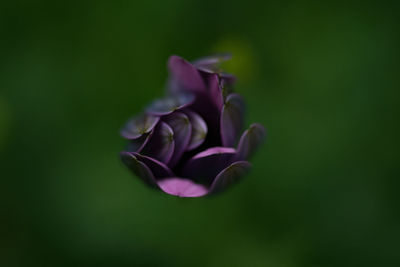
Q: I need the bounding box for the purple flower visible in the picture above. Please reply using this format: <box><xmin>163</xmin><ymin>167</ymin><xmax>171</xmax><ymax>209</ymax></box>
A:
<box><xmin>120</xmin><ymin>54</ymin><xmax>265</xmax><ymax>197</ymax></box>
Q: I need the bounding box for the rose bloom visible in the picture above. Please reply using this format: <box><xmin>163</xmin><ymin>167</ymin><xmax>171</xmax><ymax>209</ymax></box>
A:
<box><xmin>120</xmin><ymin>54</ymin><xmax>265</xmax><ymax>197</ymax></box>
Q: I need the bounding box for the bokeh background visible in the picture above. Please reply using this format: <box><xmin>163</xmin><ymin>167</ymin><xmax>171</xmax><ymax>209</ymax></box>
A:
<box><xmin>1</xmin><ymin>1</ymin><xmax>399</xmax><ymax>266</ymax></box>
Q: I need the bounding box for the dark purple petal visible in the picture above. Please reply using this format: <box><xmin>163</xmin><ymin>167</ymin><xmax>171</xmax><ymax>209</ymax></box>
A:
<box><xmin>235</xmin><ymin>123</ymin><xmax>266</xmax><ymax>161</ymax></box>
<box><xmin>167</xmin><ymin>55</ymin><xmax>206</xmax><ymax>94</ymax></box>
<box><xmin>193</xmin><ymin>53</ymin><xmax>232</xmax><ymax>73</ymax></box>
<box><xmin>120</xmin><ymin>152</ymin><xmax>158</xmax><ymax>188</ymax></box>
<box><xmin>184</xmin><ymin>110</ymin><xmax>208</xmax><ymax>151</ymax></box>
<box><xmin>209</xmin><ymin>161</ymin><xmax>251</xmax><ymax>194</ymax></box>
<box><xmin>220</xmin><ymin>73</ymin><xmax>236</xmax><ymax>88</ymax></box>
<box><xmin>220</xmin><ymin>93</ymin><xmax>245</xmax><ymax>147</ymax></box>
<box><xmin>146</xmin><ymin>93</ymin><xmax>194</xmax><ymax>116</ymax></box>
<box><xmin>141</xmin><ymin>121</ymin><xmax>175</xmax><ymax>164</ymax></box>
<box><xmin>158</xmin><ymin>177</ymin><xmax>208</xmax><ymax>198</ymax></box>
<box><xmin>202</xmin><ymin>72</ymin><xmax>224</xmax><ymax>111</ymax></box>
<box><xmin>121</xmin><ymin>114</ymin><xmax>160</xmax><ymax>140</ymax></box>
<box><xmin>188</xmin><ymin>93</ymin><xmax>221</xmax><ymax>146</ymax></box>
<box><xmin>125</xmin><ymin>132</ymin><xmax>152</xmax><ymax>153</ymax></box>
<box><xmin>182</xmin><ymin>147</ymin><xmax>236</xmax><ymax>185</ymax></box>
<box><xmin>131</xmin><ymin>152</ymin><xmax>174</xmax><ymax>179</ymax></box>
<box><xmin>163</xmin><ymin>112</ymin><xmax>192</xmax><ymax>167</ymax></box>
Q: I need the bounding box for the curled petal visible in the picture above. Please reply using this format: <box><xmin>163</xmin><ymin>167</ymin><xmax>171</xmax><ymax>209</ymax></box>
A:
<box><xmin>158</xmin><ymin>178</ymin><xmax>208</xmax><ymax>198</ymax></box>
<box><xmin>131</xmin><ymin>153</ymin><xmax>174</xmax><ymax>179</ymax></box>
<box><xmin>220</xmin><ymin>93</ymin><xmax>245</xmax><ymax>147</ymax></box>
<box><xmin>236</xmin><ymin>123</ymin><xmax>266</xmax><ymax>161</ymax></box>
<box><xmin>146</xmin><ymin>93</ymin><xmax>194</xmax><ymax>116</ymax></box>
<box><xmin>209</xmin><ymin>161</ymin><xmax>252</xmax><ymax>194</ymax></box>
<box><xmin>163</xmin><ymin>112</ymin><xmax>192</xmax><ymax>167</ymax></box>
<box><xmin>126</xmin><ymin>132</ymin><xmax>152</xmax><ymax>153</ymax></box>
<box><xmin>182</xmin><ymin>147</ymin><xmax>236</xmax><ymax>185</ymax></box>
<box><xmin>121</xmin><ymin>114</ymin><xmax>159</xmax><ymax>140</ymax></box>
<box><xmin>120</xmin><ymin>152</ymin><xmax>158</xmax><ymax>188</ymax></box>
<box><xmin>141</xmin><ymin>121</ymin><xmax>175</xmax><ymax>164</ymax></box>
<box><xmin>185</xmin><ymin>110</ymin><xmax>208</xmax><ymax>151</ymax></box>
<box><xmin>167</xmin><ymin>55</ymin><xmax>206</xmax><ymax>94</ymax></box>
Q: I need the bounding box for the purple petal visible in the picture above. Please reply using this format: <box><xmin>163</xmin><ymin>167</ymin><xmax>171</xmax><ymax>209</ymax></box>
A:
<box><xmin>236</xmin><ymin>123</ymin><xmax>266</xmax><ymax>161</ymax></box>
<box><xmin>125</xmin><ymin>132</ymin><xmax>152</xmax><ymax>153</ymax></box>
<box><xmin>167</xmin><ymin>55</ymin><xmax>206</xmax><ymax>94</ymax></box>
<box><xmin>182</xmin><ymin>147</ymin><xmax>236</xmax><ymax>185</ymax></box>
<box><xmin>209</xmin><ymin>161</ymin><xmax>251</xmax><ymax>194</ymax></box>
<box><xmin>220</xmin><ymin>73</ymin><xmax>236</xmax><ymax>89</ymax></box>
<box><xmin>184</xmin><ymin>110</ymin><xmax>208</xmax><ymax>151</ymax></box>
<box><xmin>188</xmin><ymin>93</ymin><xmax>221</xmax><ymax>146</ymax></box>
<box><xmin>131</xmin><ymin>153</ymin><xmax>174</xmax><ymax>179</ymax></box>
<box><xmin>120</xmin><ymin>152</ymin><xmax>158</xmax><ymax>188</ymax></box>
<box><xmin>203</xmin><ymin>72</ymin><xmax>224</xmax><ymax>111</ymax></box>
<box><xmin>220</xmin><ymin>93</ymin><xmax>245</xmax><ymax>147</ymax></box>
<box><xmin>163</xmin><ymin>112</ymin><xmax>192</xmax><ymax>167</ymax></box>
<box><xmin>158</xmin><ymin>178</ymin><xmax>208</xmax><ymax>197</ymax></box>
<box><xmin>141</xmin><ymin>121</ymin><xmax>175</xmax><ymax>164</ymax></box>
<box><xmin>192</xmin><ymin>53</ymin><xmax>232</xmax><ymax>73</ymax></box>
<box><xmin>121</xmin><ymin>114</ymin><xmax>160</xmax><ymax>140</ymax></box>
<box><xmin>146</xmin><ymin>93</ymin><xmax>194</xmax><ymax>116</ymax></box>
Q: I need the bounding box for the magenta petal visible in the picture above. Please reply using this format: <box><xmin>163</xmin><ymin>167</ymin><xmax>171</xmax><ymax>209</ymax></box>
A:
<box><xmin>131</xmin><ymin>153</ymin><xmax>174</xmax><ymax>179</ymax></box>
<box><xmin>163</xmin><ymin>112</ymin><xmax>192</xmax><ymax>167</ymax></box>
<box><xmin>141</xmin><ymin>121</ymin><xmax>175</xmax><ymax>164</ymax></box>
<box><xmin>120</xmin><ymin>152</ymin><xmax>158</xmax><ymax>188</ymax></box>
<box><xmin>146</xmin><ymin>93</ymin><xmax>194</xmax><ymax>116</ymax></box>
<box><xmin>185</xmin><ymin>110</ymin><xmax>208</xmax><ymax>151</ymax></box>
<box><xmin>182</xmin><ymin>147</ymin><xmax>236</xmax><ymax>185</ymax></box>
<box><xmin>209</xmin><ymin>161</ymin><xmax>251</xmax><ymax>195</ymax></box>
<box><xmin>220</xmin><ymin>93</ymin><xmax>245</xmax><ymax>147</ymax></box>
<box><xmin>236</xmin><ymin>123</ymin><xmax>266</xmax><ymax>160</ymax></box>
<box><xmin>158</xmin><ymin>178</ymin><xmax>208</xmax><ymax>197</ymax></box>
<box><xmin>167</xmin><ymin>55</ymin><xmax>206</xmax><ymax>94</ymax></box>
<box><xmin>121</xmin><ymin>114</ymin><xmax>160</xmax><ymax>140</ymax></box>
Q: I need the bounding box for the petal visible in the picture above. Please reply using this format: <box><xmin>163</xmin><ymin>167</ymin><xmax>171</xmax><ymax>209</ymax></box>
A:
<box><xmin>158</xmin><ymin>177</ymin><xmax>208</xmax><ymax>198</ymax></box>
<box><xmin>220</xmin><ymin>73</ymin><xmax>236</xmax><ymax>89</ymax></box>
<box><xmin>163</xmin><ymin>112</ymin><xmax>192</xmax><ymax>167</ymax></box>
<box><xmin>203</xmin><ymin>72</ymin><xmax>224</xmax><ymax>111</ymax></box>
<box><xmin>120</xmin><ymin>152</ymin><xmax>158</xmax><ymax>188</ymax></box>
<box><xmin>141</xmin><ymin>121</ymin><xmax>175</xmax><ymax>164</ymax></box>
<box><xmin>185</xmin><ymin>110</ymin><xmax>208</xmax><ymax>151</ymax></box>
<box><xmin>167</xmin><ymin>55</ymin><xmax>206</xmax><ymax>94</ymax></box>
<box><xmin>188</xmin><ymin>93</ymin><xmax>221</xmax><ymax>146</ymax></box>
<box><xmin>236</xmin><ymin>123</ymin><xmax>266</xmax><ymax>160</ymax></box>
<box><xmin>125</xmin><ymin>132</ymin><xmax>152</xmax><ymax>153</ymax></box>
<box><xmin>220</xmin><ymin>93</ymin><xmax>245</xmax><ymax>147</ymax></box>
<box><xmin>193</xmin><ymin>53</ymin><xmax>232</xmax><ymax>73</ymax></box>
<box><xmin>146</xmin><ymin>93</ymin><xmax>194</xmax><ymax>116</ymax></box>
<box><xmin>209</xmin><ymin>161</ymin><xmax>252</xmax><ymax>194</ymax></box>
<box><xmin>131</xmin><ymin>152</ymin><xmax>174</xmax><ymax>179</ymax></box>
<box><xmin>121</xmin><ymin>114</ymin><xmax>160</xmax><ymax>140</ymax></box>
<box><xmin>182</xmin><ymin>147</ymin><xmax>236</xmax><ymax>185</ymax></box>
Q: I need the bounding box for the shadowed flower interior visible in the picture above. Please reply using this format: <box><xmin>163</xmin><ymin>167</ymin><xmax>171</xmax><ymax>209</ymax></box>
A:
<box><xmin>120</xmin><ymin>54</ymin><xmax>265</xmax><ymax>197</ymax></box>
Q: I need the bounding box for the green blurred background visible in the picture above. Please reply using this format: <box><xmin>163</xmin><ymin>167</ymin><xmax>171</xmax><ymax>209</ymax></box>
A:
<box><xmin>1</xmin><ymin>1</ymin><xmax>399</xmax><ymax>266</ymax></box>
